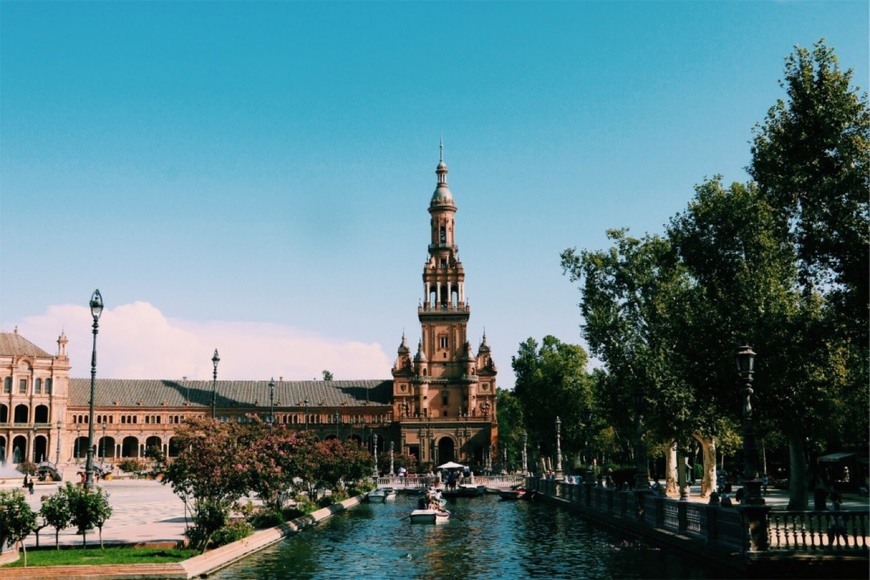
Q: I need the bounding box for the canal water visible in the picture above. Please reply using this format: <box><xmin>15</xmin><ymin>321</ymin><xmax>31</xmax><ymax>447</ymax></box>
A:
<box><xmin>213</xmin><ymin>494</ymin><xmax>727</xmax><ymax>579</ymax></box>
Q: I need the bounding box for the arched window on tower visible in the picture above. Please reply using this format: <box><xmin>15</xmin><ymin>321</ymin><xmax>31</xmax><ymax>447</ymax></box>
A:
<box><xmin>439</xmin><ymin>226</ymin><xmax>446</xmax><ymax>244</ymax></box>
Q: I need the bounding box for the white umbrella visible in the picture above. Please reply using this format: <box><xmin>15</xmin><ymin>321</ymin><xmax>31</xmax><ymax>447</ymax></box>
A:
<box><xmin>437</xmin><ymin>461</ymin><xmax>466</xmax><ymax>470</ymax></box>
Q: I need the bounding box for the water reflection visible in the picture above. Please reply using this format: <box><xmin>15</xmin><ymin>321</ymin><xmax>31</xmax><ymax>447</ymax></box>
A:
<box><xmin>213</xmin><ymin>494</ymin><xmax>725</xmax><ymax>579</ymax></box>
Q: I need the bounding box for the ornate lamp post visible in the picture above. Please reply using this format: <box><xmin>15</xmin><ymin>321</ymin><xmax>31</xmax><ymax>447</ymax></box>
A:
<box><xmin>737</xmin><ymin>346</ymin><xmax>764</xmax><ymax>505</ymax></box>
<box><xmin>522</xmin><ymin>431</ymin><xmax>528</xmax><ymax>476</ymax></box>
<box><xmin>372</xmin><ymin>433</ymin><xmax>379</xmax><ymax>478</ymax></box>
<box><xmin>633</xmin><ymin>387</ymin><xmax>648</xmax><ymax>492</ymax></box>
<box><xmin>334</xmin><ymin>412</ymin><xmax>340</xmax><ymax>438</ymax></box>
<box><xmin>75</xmin><ymin>424</ymin><xmax>81</xmax><ymax>460</ymax></box>
<box><xmin>304</xmin><ymin>400</ymin><xmax>309</xmax><ymax>431</ymax></box>
<box><xmin>211</xmin><ymin>349</ymin><xmax>220</xmax><ymax>419</ymax></box>
<box><xmin>554</xmin><ymin>416</ymin><xmax>564</xmax><ymax>481</ymax></box>
<box><xmin>389</xmin><ymin>441</ymin><xmax>395</xmax><ymax>476</ymax></box>
<box><xmin>268</xmin><ymin>378</ymin><xmax>275</xmax><ymax>428</ymax></box>
<box><xmin>85</xmin><ymin>289</ymin><xmax>103</xmax><ymax>490</ymax></box>
<box><xmin>55</xmin><ymin>420</ymin><xmax>62</xmax><ymax>465</ymax></box>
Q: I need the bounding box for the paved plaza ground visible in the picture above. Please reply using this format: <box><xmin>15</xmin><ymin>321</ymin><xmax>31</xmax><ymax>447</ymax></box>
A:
<box><xmin>1</xmin><ymin>474</ymin><xmax>867</xmax><ymax>551</ymax></box>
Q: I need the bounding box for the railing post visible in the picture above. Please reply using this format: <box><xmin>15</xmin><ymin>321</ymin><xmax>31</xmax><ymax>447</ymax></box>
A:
<box><xmin>705</xmin><ymin>503</ymin><xmax>719</xmax><ymax>544</ymax></box>
<box><xmin>654</xmin><ymin>496</ymin><xmax>665</xmax><ymax>528</ymax></box>
<box><xmin>678</xmin><ymin>500</ymin><xmax>688</xmax><ymax>533</ymax></box>
<box><xmin>739</xmin><ymin>505</ymin><xmax>772</xmax><ymax>552</ymax></box>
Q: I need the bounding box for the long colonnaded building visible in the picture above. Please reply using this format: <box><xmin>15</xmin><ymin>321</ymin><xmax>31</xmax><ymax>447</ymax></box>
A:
<box><xmin>0</xmin><ymin>154</ymin><xmax>499</xmax><ymax>472</ymax></box>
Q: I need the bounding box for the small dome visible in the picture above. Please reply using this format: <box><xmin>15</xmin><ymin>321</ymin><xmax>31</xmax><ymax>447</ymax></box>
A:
<box><xmin>478</xmin><ymin>332</ymin><xmax>490</xmax><ymax>353</ymax></box>
<box><xmin>397</xmin><ymin>333</ymin><xmax>410</xmax><ymax>354</ymax></box>
<box><xmin>414</xmin><ymin>341</ymin><xmax>428</xmax><ymax>362</ymax></box>
<box><xmin>431</xmin><ymin>184</ymin><xmax>454</xmax><ymax>206</ymax></box>
<box><xmin>430</xmin><ymin>155</ymin><xmax>455</xmax><ymax>208</ymax></box>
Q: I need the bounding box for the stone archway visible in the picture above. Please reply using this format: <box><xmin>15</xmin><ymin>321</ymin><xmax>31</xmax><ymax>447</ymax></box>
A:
<box><xmin>437</xmin><ymin>437</ymin><xmax>455</xmax><ymax>464</ymax></box>
<box><xmin>33</xmin><ymin>435</ymin><xmax>48</xmax><ymax>463</ymax></box>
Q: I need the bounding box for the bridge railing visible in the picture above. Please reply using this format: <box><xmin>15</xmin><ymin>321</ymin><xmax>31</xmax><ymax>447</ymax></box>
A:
<box><xmin>375</xmin><ymin>474</ymin><xmax>525</xmax><ymax>490</ymax></box>
<box><xmin>527</xmin><ymin>476</ymin><xmax>869</xmax><ymax>557</ymax></box>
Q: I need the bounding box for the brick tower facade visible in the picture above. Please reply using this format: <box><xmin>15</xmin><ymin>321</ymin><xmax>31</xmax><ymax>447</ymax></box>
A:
<box><xmin>392</xmin><ymin>148</ymin><xmax>498</xmax><ymax>469</ymax></box>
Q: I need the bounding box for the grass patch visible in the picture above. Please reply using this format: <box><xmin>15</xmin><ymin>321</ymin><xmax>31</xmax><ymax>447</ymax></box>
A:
<box><xmin>3</xmin><ymin>546</ymin><xmax>196</xmax><ymax>567</ymax></box>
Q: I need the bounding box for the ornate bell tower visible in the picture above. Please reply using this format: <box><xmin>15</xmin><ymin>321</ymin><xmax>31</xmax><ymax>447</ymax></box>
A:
<box><xmin>392</xmin><ymin>146</ymin><xmax>498</xmax><ymax>470</ymax></box>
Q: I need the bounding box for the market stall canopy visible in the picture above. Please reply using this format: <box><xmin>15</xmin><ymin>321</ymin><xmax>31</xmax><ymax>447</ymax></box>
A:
<box><xmin>437</xmin><ymin>461</ymin><xmax>466</xmax><ymax>470</ymax></box>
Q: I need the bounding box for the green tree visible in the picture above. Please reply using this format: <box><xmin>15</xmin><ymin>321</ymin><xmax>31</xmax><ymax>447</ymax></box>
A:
<box><xmin>0</xmin><ymin>489</ymin><xmax>37</xmax><ymax>566</ymax></box>
<box><xmin>40</xmin><ymin>486</ymin><xmax>72</xmax><ymax>549</ymax></box>
<box><xmin>511</xmin><ymin>336</ymin><xmax>593</xmax><ymax>468</ymax></box>
<box><xmin>242</xmin><ymin>425</ymin><xmax>317</xmax><ymax>514</ymax></box>
<box><xmin>322</xmin><ymin>370</ymin><xmax>334</xmax><ymax>381</ymax></box>
<box><xmin>65</xmin><ymin>484</ymin><xmax>112</xmax><ymax>548</ymax></box>
<box><xmin>750</xmin><ymin>39</ymin><xmax>870</xmax><ymax>341</ymax></box>
<box><xmin>562</xmin><ymin>231</ymin><xmax>695</xmax><ymax>448</ymax></box>
<box><xmin>162</xmin><ymin>417</ymin><xmax>250</xmax><ymax>552</ymax></box>
<box><xmin>313</xmin><ymin>437</ymin><xmax>372</xmax><ymax>490</ymax></box>
<box><xmin>496</xmin><ymin>388</ymin><xmax>525</xmax><ymax>472</ymax></box>
<box><xmin>668</xmin><ymin>177</ymin><xmax>857</xmax><ymax>508</ymax></box>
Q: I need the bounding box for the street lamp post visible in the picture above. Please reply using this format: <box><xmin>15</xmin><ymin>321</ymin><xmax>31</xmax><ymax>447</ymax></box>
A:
<box><xmin>55</xmin><ymin>420</ymin><xmax>61</xmax><ymax>465</ymax></box>
<box><xmin>75</xmin><ymin>425</ymin><xmax>81</xmax><ymax>460</ymax></box>
<box><xmin>211</xmin><ymin>349</ymin><xmax>220</xmax><ymax>419</ymax></box>
<box><xmin>633</xmin><ymin>386</ymin><xmax>650</xmax><ymax>519</ymax></box>
<box><xmin>554</xmin><ymin>416</ymin><xmax>564</xmax><ymax>481</ymax></box>
<box><xmin>304</xmin><ymin>400</ymin><xmax>309</xmax><ymax>431</ymax></box>
<box><xmin>389</xmin><ymin>441</ymin><xmax>395</xmax><ymax>476</ymax></box>
<box><xmin>737</xmin><ymin>346</ymin><xmax>764</xmax><ymax>506</ymax></box>
<box><xmin>268</xmin><ymin>378</ymin><xmax>275</xmax><ymax>428</ymax></box>
<box><xmin>736</xmin><ymin>345</ymin><xmax>770</xmax><ymax>551</ymax></box>
<box><xmin>372</xmin><ymin>433</ymin><xmax>379</xmax><ymax>478</ymax></box>
<box><xmin>85</xmin><ymin>289</ymin><xmax>104</xmax><ymax>490</ymax></box>
<box><xmin>522</xmin><ymin>431</ymin><xmax>528</xmax><ymax>476</ymax></box>
<box><xmin>334</xmin><ymin>412</ymin><xmax>340</xmax><ymax>438</ymax></box>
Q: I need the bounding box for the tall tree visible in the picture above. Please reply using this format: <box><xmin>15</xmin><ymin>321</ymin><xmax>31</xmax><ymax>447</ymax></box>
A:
<box><xmin>511</xmin><ymin>336</ymin><xmax>593</xmax><ymax>468</ymax></box>
<box><xmin>562</xmin><ymin>231</ymin><xmax>696</xmax><ymax>447</ymax></box>
<box><xmin>749</xmin><ymin>40</ymin><xmax>870</xmax><ymax>343</ymax></box>
<box><xmin>748</xmin><ymin>40</ymin><xmax>869</xmax><ymax>505</ymax></box>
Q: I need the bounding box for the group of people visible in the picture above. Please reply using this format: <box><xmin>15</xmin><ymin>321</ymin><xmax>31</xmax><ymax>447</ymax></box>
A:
<box><xmin>22</xmin><ymin>473</ymin><xmax>35</xmax><ymax>494</ymax></box>
<box><xmin>418</xmin><ymin>486</ymin><xmax>448</xmax><ymax>513</ymax></box>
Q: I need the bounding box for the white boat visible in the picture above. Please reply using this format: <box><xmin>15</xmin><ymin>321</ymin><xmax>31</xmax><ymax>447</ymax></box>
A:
<box><xmin>369</xmin><ymin>488</ymin><xmax>397</xmax><ymax>503</ymax></box>
<box><xmin>409</xmin><ymin>508</ymin><xmax>450</xmax><ymax>524</ymax></box>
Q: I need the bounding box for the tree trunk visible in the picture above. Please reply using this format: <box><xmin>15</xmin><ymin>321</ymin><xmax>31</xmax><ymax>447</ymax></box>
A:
<box><xmin>698</xmin><ymin>436</ymin><xmax>716</xmax><ymax>498</ymax></box>
<box><xmin>787</xmin><ymin>434</ymin><xmax>809</xmax><ymax>510</ymax></box>
<box><xmin>665</xmin><ymin>443</ymin><xmax>678</xmax><ymax>496</ymax></box>
<box><xmin>55</xmin><ymin>529</ymin><xmax>60</xmax><ymax>549</ymax></box>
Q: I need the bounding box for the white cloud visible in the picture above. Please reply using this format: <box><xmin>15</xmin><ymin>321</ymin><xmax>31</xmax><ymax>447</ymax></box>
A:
<box><xmin>7</xmin><ymin>302</ymin><xmax>392</xmax><ymax>381</ymax></box>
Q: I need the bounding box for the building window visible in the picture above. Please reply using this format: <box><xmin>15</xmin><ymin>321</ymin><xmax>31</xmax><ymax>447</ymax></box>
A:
<box><xmin>440</xmin><ymin>226</ymin><xmax>446</xmax><ymax>243</ymax></box>
<box><xmin>442</xmin><ymin>393</ymin><xmax>448</xmax><ymax>406</ymax></box>
<box><xmin>46</xmin><ymin>378</ymin><xmax>52</xmax><ymax>394</ymax></box>
<box><xmin>34</xmin><ymin>378</ymin><xmax>42</xmax><ymax>394</ymax></box>
<box><xmin>3</xmin><ymin>377</ymin><xmax>10</xmax><ymax>393</ymax></box>
<box><xmin>439</xmin><ymin>335</ymin><xmax>448</xmax><ymax>349</ymax></box>
<box><xmin>19</xmin><ymin>379</ymin><xmax>27</xmax><ymax>394</ymax></box>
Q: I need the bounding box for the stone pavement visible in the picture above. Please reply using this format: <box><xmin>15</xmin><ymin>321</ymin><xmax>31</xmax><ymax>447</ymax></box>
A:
<box><xmin>1</xmin><ymin>476</ymin><xmax>189</xmax><ymax>549</ymax></box>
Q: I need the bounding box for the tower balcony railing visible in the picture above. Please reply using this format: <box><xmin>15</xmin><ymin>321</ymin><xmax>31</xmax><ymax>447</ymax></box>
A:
<box><xmin>419</xmin><ymin>303</ymin><xmax>470</xmax><ymax>314</ymax></box>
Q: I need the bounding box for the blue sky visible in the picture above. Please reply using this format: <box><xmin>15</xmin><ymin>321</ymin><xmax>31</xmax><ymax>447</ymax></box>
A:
<box><xmin>2</xmin><ymin>2</ymin><xmax>867</xmax><ymax>386</ymax></box>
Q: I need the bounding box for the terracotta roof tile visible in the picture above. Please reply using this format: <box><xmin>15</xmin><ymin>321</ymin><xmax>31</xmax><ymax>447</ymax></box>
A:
<box><xmin>0</xmin><ymin>332</ymin><xmax>52</xmax><ymax>357</ymax></box>
<box><xmin>68</xmin><ymin>378</ymin><xmax>393</xmax><ymax>409</ymax></box>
